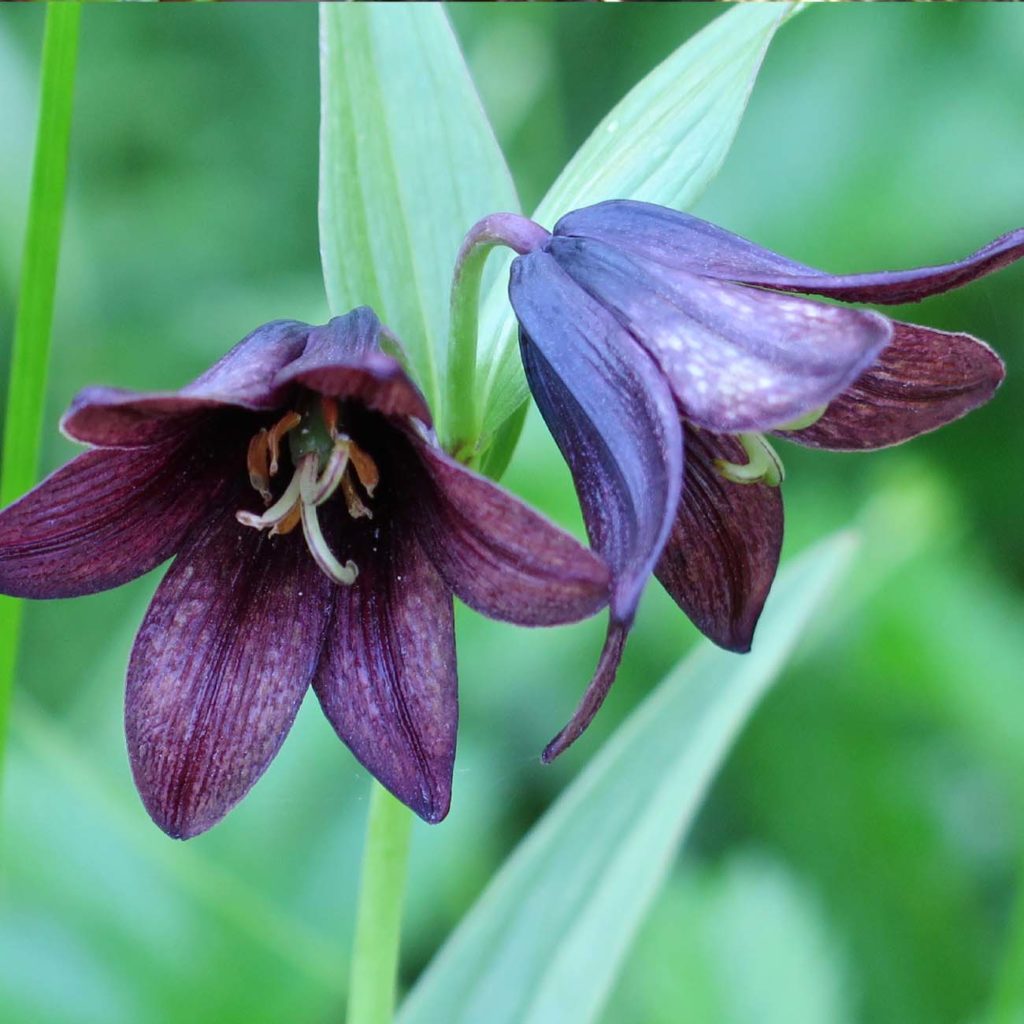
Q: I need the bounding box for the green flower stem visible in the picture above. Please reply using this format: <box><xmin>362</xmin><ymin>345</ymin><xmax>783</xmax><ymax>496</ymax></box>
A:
<box><xmin>347</xmin><ymin>781</ymin><xmax>414</xmax><ymax>1024</ymax></box>
<box><xmin>0</xmin><ymin>4</ymin><xmax>82</xmax><ymax>777</ymax></box>
<box><xmin>444</xmin><ymin>213</ymin><xmax>549</xmax><ymax>462</ymax></box>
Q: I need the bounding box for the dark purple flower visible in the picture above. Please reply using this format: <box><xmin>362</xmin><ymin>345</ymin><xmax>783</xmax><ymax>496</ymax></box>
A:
<box><xmin>0</xmin><ymin>308</ymin><xmax>608</xmax><ymax>837</ymax></box>
<box><xmin>503</xmin><ymin>199</ymin><xmax>1017</xmax><ymax>760</ymax></box>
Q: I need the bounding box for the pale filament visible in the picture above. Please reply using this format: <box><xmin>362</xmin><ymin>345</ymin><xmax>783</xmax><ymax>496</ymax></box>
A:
<box><xmin>237</xmin><ymin>405</ymin><xmax>381</xmax><ymax>586</ymax></box>
<box><xmin>714</xmin><ymin>433</ymin><xmax>784</xmax><ymax>487</ymax></box>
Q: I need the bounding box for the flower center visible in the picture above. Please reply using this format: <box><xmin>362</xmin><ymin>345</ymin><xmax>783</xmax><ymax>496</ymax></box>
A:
<box><xmin>235</xmin><ymin>396</ymin><xmax>380</xmax><ymax>585</ymax></box>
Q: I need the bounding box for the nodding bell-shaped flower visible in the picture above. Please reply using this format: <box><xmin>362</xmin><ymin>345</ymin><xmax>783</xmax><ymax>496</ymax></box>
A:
<box><xmin>0</xmin><ymin>309</ymin><xmax>609</xmax><ymax>837</ymax></box>
<box><xmin>482</xmin><ymin>199</ymin><xmax>1019</xmax><ymax>761</ymax></box>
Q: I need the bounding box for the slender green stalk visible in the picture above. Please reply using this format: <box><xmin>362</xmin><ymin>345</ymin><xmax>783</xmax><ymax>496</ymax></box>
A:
<box><xmin>347</xmin><ymin>782</ymin><xmax>414</xmax><ymax>1024</ymax></box>
<box><xmin>444</xmin><ymin>235</ymin><xmax>493</xmax><ymax>460</ymax></box>
<box><xmin>443</xmin><ymin>212</ymin><xmax>548</xmax><ymax>462</ymax></box>
<box><xmin>0</xmin><ymin>4</ymin><xmax>82</xmax><ymax>772</ymax></box>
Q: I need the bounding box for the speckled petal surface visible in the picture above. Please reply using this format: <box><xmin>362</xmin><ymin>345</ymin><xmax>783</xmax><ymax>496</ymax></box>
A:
<box><xmin>548</xmin><ymin>235</ymin><xmax>892</xmax><ymax>434</ymax></box>
<box><xmin>126</xmin><ymin>503</ymin><xmax>333</xmax><ymax>839</ymax></box>
<box><xmin>776</xmin><ymin>322</ymin><xmax>1006</xmax><ymax>451</ymax></box>
<box><xmin>554</xmin><ymin>199</ymin><xmax>1024</xmax><ymax>305</ymax></box>
<box><xmin>655</xmin><ymin>427</ymin><xmax>783</xmax><ymax>653</ymax></box>
<box><xmin>312</xmin><ymin>516</ymin><xmax>457</xmax><ymax>824</ymax></box>
<box><xmin>0</xmin><ymin>429</ymin><xmax>230</xmax><ymax>599</ymax></box>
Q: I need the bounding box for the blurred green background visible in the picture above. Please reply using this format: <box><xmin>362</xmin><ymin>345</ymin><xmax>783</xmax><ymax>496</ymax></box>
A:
<box><xmin>1</xmin><ymin>5</ymin><xmax>1023</xmax><ymax>1024</ymax></box>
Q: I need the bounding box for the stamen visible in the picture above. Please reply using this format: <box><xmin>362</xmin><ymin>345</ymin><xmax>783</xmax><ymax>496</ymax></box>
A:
<box><xmin>236</xmin><ymin>469</ymin><xmax>303</xmax><ymax>531</ymax></box>
<box><xmin>272</xmin><ymin>503</ymin><xmax>302</xmax><ymax>537</ymax></box>
<box><xmin>341</xmin><ymin>475</ymin><xmax>374</xmax><ymax>520</ymax></box>
<box><xmin>776</xmin><ymin>405</ymin><xmax>828</xmax><ymax>432</ymax></box>
<box><xmin>715</xmin><ymin>433</ymin><xmax>785</xmax><ymax>487</ymax></box>
<box><xmin>347</xmin><ymin>441</ymin><xmax>380</xmax><ymax>498</ymax></box>
<box><xmin>320</xmin><ymin>396</ymin><xmax>340</xmax><ymax>439</ymax></box>
<box><xmin>301</xmin><ymin>498</ymin><xmax>358</xmax><ymax>585</ymax></box>
<box><xmin>267</xmin><ymin>411</ymin><xmax>302</xmax><ymax>476</ymax></box>
<box><xmin>246</xmin><ymin>429</ymin><xmax>273</xmax><ymax>505</ymax></box>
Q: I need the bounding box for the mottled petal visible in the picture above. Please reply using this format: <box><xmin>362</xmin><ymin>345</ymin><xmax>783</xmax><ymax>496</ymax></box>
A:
<box><xmin>541</xmin><ymin>623</ymin><xmax>628</xmax><ymax>763</ymax></box>
<box><xmin>777</xmin><ymin>322</ymin><xmax>1005</xmax><ymax>451</ymax></box>
<box><xmin>554</xmin><ymin>199</ymin><xmax>813</xmax><ymax>279</ymax></box>
<box><xmin>312</xmin><ymin>518</ymin><xmax>456</xmax><ymax>823</ymax></box>
<box><xmin>655</xmin><ymin>427</ymin><xmax>783</xmax><ymax>652</ymax></box>
<box><xmin>548</xmin><ymin>235</ymin><xmax>892</xmax><ymax>433</ymax></box>
<box><xmin>0</xmin><ymin>431</ymin><xmax>230</xmax><ymax>599</ymax></box>
<box><xmin>555</xmin><ymin>199</ymin><xmax>1024</xmax><ymax>305</ymax></box>
<box><xmin>62</xmin><ymin>320</ymin><xmax>311</xmax><ymax>447</ymax></box>
<box><xmin>126</xmin><ymin>506</ymin><xmax>333</xmax><ymax>839</ymax></box>
<box><xmin>274</xmin><ymin>309</ymin><xmax>432</xmax><ymax>424</ymax></box>
<box><xmin>509</xmin><ymin>251</ymin><xmax>683</xmax><ymax>625</ymax></box>
<box><xmin>400</xmin><ymin>428</ymin><xmax>609</xmax><ymax>626</ymax></box>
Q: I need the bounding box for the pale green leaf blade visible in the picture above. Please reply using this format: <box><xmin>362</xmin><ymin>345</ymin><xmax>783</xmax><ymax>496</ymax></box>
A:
<box><xmin>477</xmin><ymin>3</ymin><xmax>798</xmax><ymax>441</ymax></box>
<box><xmin>319</xmin><ymin>5</ymin><xmax>518</xmax><ymax>418</ymax></box>
<box><xmin>399</xmin><ymin>532</ymin><xmax>856</xmax><ymax>1024</ymax></box>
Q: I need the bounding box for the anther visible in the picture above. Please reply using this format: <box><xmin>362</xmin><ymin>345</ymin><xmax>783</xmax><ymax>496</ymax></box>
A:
<box><xmin>347</xmin><ymin>442</ymin><xmax>380</xmax><ymax>498</ymax></box>
<box><xmin>267</xmin><ymin>411</ymin><xmax>302</xmax><ymax>476</ymax></box>
<box><xmin>247</xmin><ymin>429</ymin><xmax>273</xmax><ymax>505</ymax></box>
<box><xmin>341</xmin><ymin>475</ymin><xmax>373</xmax><ymax>520</ymax></box>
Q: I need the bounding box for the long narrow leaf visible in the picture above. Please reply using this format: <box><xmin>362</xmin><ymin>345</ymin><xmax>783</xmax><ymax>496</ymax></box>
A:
<box><xmin>476</xmin><ymin>3</ymin><xmax>799</xmax><ymax>442</ymax></box>
<box><xmin>319</xmin><ymin>4</ymin><xmax>518</xmax><ymax>423</ymax></box>
<box><xmin>399</xmin><ymin>532</ymin><xmax>855</xmax><ymax>1024</ymax></box>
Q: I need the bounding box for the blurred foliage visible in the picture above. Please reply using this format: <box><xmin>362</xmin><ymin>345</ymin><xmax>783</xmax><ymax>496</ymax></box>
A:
<box><xmin>1</xmin><ymin>5</ymin><xmax>1022</xmax><ymax>1024</ymax></box>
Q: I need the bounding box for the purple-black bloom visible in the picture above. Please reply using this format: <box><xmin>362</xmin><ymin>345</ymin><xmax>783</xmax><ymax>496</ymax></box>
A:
<box><xmin>0</xmin><ymin>309</ymin><xmax>608</xmax><ymax>837</ymax></box>
<box><xmin>502</xmin><ymin>199</ymin><xmax>1018</xmax><ymax>759</ymax></box>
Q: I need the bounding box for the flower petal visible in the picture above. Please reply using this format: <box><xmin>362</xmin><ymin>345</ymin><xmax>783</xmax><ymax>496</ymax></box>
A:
<box><xmin>509</xmin><ymin>251</ymin><xmax>683</xmax><ymax>626</ymax></box>
<box><xmin>126</xmin><ymin>506</ymin><xmax>333</xmax><ymax>839</ymax></box>
<box><xmin>655</xmin><ymin>427</ymin><xmax>783</xmax><ymax>653</ymax></box>
<box><xmin>62</xmin><ymin>320</ymin><xmax>311</xmax><ymax>447</ymax></box>
<box><xmin>555</xmin><ymin>199</ymin><xmax>814</xmax><ymax>279</ymax></box>
<box><xmin>312</xmin><ymin>517</ymin><xmax>457</xmax><ymax>824</ymax></box>
<box><xmin>0</xmin><ymin>431</ymin><xmax>231</xmax><ymax>599</ymax></box>
<box><xmin>548</xmin><ymin>235</ymin><xmax>892</xmax><ymax>433</ymax></box>
<box><xmin>274</xmin><ymin>309</ymin><xmax>432</xmax><ymax>424</ymax></box>
<box><xmin>399</xmin><ymin>428</ymin><xmax>609</xmax><ymax>627</ymax></box>
<box><xmin>555</xmin><ymin>199</ymin><xmax>1024</xmax><ymax>305</ymax></box>
<box><xmin>777</xmin><ymin>322</ymin><xmax>1005</xmax><ymax>451</ymax></box>
<box><xmin>541</xmin><ymin>623</ymin><xmax>628</xmax><ymax>763</ymax></box>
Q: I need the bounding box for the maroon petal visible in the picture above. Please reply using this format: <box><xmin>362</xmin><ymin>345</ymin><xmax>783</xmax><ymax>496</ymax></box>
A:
<box><xmin>555</xmin><ymin>200</ymin><xmax>1024</xmax><ymax>305</ymax></box>
<box><xmin>126</xmin><ymin>507</ymin><xmax>333</xmax><ymax>839</ymax></box>
<box><xmin>509</xmin><ymin>251</ymin><xmax>683</xmax><ymax>626</ymax></box>
<box><xmin>312</xmin><ymin>517</ymin><xmax>457</xmax><ymax>823</ymax></box>
<box><xmin>400</xmin><ymin>428</ymin><xmax>609</xmax><ymax>626</ymax></box>
<box><xmin>0</xmin><ymin>432</ymin><xmax>230</xmax><ymax>599</ymax></box>
<box><xmin>274</xmin><ymin>309</ymin><xmax>432</xmax><ymax>424</ymax></box>
<box><xmin>541</xmin><ymin>623</ymin><xmax>627</xmax><ymax>763</ymax></box>
<box><xmin>655</xmin><ymin>427</ymin><xmax>783</xmax><ymax>653</ymax></box>
<box><xmin>509</xmin><ymin>251</ymin><xmax>683</xmax><ymax>759</ymax></box>
<box><xmin>777</xmin><ymin>322</ymin><xmax>1006</xmax><ymax>451</ymax></box>
<box><xmin>548</xmin><ymin>235</ymin><xmax>892</xmax><ymax>435</ymax></box>
<box><xmin>62</xmin><ymin>320</ymin><xmax>311</xmax><ymax>447</ymax></box>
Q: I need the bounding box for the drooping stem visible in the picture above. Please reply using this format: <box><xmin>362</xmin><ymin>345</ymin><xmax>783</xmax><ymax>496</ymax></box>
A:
<box><xmin>0</xmin><ymin>4</ymin><xmax>82</xmax><ymax>775</ymax></box>
<box><xmin>346</xmin><ymin>781</ymin><xmax>414</xmax><ymax>1024</ymax></box>
<box><xmin>444</xmin><ymin>213</ymin><xmax>549</xmax><ymax>461</ymax></box>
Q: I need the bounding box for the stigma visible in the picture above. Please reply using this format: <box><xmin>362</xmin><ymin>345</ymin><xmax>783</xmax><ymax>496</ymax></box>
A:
<box><xmin>236</xmin><ymin>397</ymin><xmax>380</xmax><ymax>585</ymax></box>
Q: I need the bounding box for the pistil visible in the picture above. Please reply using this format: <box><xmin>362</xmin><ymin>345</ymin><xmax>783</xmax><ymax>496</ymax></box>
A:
<box><xmin>714</xmin><ymin>433</ymin><xmax>784</xmax><ymax>487</ymax></box>
<box><xmin>236</xmin><ymin>398</ymin><xmax>381</xmax><ymax>586</ymax></box>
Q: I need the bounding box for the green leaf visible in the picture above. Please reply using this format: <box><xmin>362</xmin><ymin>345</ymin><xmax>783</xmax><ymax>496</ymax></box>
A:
<box><xmin>475</xmin><ymin>2</ymin><xmax>799</xmax><ymax>441</ymax></box>
<box><xmin>318</xmin><ymin>4</ymin><xmax>518</xmax><ymax>424</ymax></box>
<box><xmin>398</xmin><ymin>531</ymin><xmax>856</xmax><ymax>1024</ymax></box>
